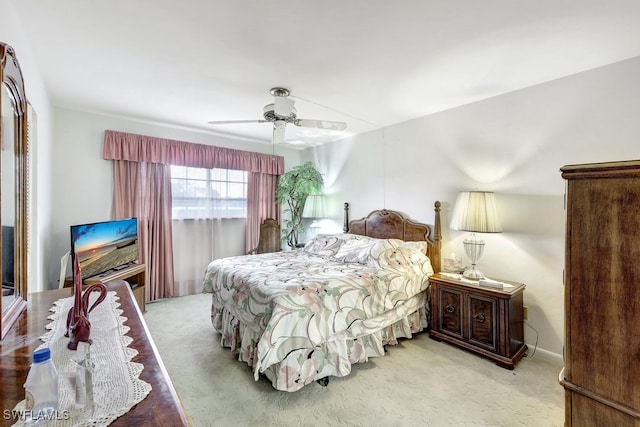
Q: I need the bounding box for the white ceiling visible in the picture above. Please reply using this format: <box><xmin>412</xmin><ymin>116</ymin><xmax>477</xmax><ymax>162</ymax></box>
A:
<box><xmin>9</xmin><ymin>0</ymin><xmax>640</xmax><ymax>148</ymax></box>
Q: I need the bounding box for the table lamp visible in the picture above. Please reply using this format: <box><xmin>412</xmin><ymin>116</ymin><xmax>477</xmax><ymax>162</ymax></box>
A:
<box><xmin>450</xmin><ymin>191</ymin><xmax>502</xmax><ymax>280</ymax></box>
<box><xmin>302</xmin><ymin>194</ymin><xmax>325</xmax><ymax>240</ymax></box>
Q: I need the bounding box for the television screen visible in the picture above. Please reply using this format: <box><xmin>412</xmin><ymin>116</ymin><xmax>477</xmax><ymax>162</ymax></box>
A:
<box><xmin>70</xmin><ymin>217</ymin><xmax>139</xmax><ymax>280</ymax></box>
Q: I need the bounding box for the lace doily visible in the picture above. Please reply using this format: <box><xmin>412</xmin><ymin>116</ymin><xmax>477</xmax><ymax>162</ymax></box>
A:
<box><xmin>12</xmin><ymin>291</ymin><xmax>152</xmax><ymax>426</ymax></box>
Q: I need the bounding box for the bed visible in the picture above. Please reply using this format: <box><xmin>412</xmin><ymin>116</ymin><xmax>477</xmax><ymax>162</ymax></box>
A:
<box><xmin>203</xmin><ymin>202</ymin><xmax>442</xmax><ymax>392</ymax></box>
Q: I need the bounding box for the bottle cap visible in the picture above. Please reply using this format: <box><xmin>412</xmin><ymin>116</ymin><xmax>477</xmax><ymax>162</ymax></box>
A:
<box><xmin>33</xmin><ymin>347</ymin><xmax>51</xmax><ymax>363</ymax></box>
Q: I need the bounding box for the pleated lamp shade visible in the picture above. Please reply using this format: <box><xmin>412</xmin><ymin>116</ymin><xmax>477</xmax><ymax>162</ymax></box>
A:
<box><xmin>450</xmin><ymin>191</ymin><xmax>502</xmax><ymax>233</ymax></box>
<box><xmin>302</xmin><ymin>195</ymin><xmax>325</xmax><ymax>219</ymax></box>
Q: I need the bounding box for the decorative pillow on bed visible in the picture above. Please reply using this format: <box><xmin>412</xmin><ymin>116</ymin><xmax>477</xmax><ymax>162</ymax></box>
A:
<box><xmin>332</xmin><ymin>235</ymin><xmax>379</xmax><ymax>263</ymax></box>
<box><xmin>303</xmin><ymin>234</ymin><xmax>346</xmax><ymax>257</ymax></box>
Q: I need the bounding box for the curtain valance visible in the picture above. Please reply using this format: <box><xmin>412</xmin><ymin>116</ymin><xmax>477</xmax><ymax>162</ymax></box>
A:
<box><xmin>103</xmin><ymin>130</ymin><xmax>284</xmax><ymax>175</ymax></box>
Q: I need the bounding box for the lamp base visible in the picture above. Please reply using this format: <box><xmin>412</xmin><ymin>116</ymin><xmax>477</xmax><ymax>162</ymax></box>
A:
<box><xmin>463</xmin><ymin>266</ymin><xmax>484</xmax><ymax>280</ymax></box>
<box><xmin>308</xmin><ymin>220</ymin><xmax>321</xmax><ymax>240</ymax></box>
<box><xmin>462</xmin><ymin>234</ymin><xmax>486</xmax><ymax>280</ymax></box>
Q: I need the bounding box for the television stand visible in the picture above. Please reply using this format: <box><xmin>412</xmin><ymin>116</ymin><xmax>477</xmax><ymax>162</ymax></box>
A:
<box><xmin>66</xmin><ymin>263</ymin><xmax>147</xmax><ymax>313</ymax></box>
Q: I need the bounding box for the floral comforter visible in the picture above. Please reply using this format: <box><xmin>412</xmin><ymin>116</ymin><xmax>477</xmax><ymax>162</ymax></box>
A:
<box><xmin>202</xmin><ymin>233</ymin><xmax>434</xmax><ymax>391</ymax></box>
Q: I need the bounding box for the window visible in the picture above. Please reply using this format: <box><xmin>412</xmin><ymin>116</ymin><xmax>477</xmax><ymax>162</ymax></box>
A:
<box><xmin>170</xmin><ymin>165</ymin><xmax>247</xmax><ymax>219</ymax></box>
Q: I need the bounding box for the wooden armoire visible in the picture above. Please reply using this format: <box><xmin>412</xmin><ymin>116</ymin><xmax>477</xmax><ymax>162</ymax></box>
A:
<box><xmin>561</xmin><ymin>160</ymin><xmax>640</xmax><ymax>426</ymax></box>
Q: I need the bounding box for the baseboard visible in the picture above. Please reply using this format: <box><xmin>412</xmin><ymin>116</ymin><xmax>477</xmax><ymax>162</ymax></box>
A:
<box><xmin>526</xmin><ymin>346</ymin><xmax>563</xmax><ymax>366</ymax></box>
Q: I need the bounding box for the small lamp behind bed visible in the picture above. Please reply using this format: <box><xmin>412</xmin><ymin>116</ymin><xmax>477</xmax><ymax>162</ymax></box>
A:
<box><xmin>302</xmin><ymin>194</ymin><xmax>326</xmax><ymax>241</ymax></box>
<box><xmin>450</xmin><ymin>191</ymin><xmax>502</xmax><ymax>280</ymax></box>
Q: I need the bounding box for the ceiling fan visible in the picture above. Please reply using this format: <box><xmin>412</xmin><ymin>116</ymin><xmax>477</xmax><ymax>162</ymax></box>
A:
<box><xmin>207</xmin><ymin>87</ymin><xmax>347</xmax><ymax>144</ymax></box>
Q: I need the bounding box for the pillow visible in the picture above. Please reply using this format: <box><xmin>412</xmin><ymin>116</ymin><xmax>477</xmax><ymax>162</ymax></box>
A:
<box><xmin>368</xmin><ymin>238</ymin><xmax>399</xmax><ymax>259</ymax></box>
<box><xmin>333</xmin><ymin>235</ymin><xmax>378</xmax><ymax>263</ymax></box>
<box><xmin>303</xmin><ymin>234</ymin><xmax>346</xmax><ymax>257</ymax></box>
<box><xmin>397</xmin><ymin>240</ymin><xmax>428</xmax><ymax>254</ymax></box>
<box><xmin>366</xmin><ymin>238</ymin><xmax>432</xmax><ymax>269</ymax></box>
<box><xmin>379</xmin><ymin>245</ymin><xmax>429</xmax><ymax>264</ymax></box>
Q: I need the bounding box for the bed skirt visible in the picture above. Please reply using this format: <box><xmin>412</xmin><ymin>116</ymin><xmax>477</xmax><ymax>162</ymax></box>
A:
<box><xmin>210</xmin><ymin>291</ymin><xmax>429</xmax><ymax>392</ymax></box>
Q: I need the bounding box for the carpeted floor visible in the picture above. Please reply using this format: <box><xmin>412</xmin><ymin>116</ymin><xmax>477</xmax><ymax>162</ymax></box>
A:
<box><xmin>143</xmin><ymin>293</ymin><xmax>564</xmax><ymax>427</ymax></box>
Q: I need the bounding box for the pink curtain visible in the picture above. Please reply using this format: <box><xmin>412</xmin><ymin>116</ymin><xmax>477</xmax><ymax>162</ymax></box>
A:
<box><xmin>113</xmin><ymin>160</ymin><xmax>174</xmax><ymax>300</ymax></box>
<box><xmin>104</xmin><ymin>130</ymin><xmax>284</xmax><ymax>299</ymax></box>
<box><xmin>246</xmin><ymin>172</ymin><xmax>280</xmax><ymax>253</ymax></box>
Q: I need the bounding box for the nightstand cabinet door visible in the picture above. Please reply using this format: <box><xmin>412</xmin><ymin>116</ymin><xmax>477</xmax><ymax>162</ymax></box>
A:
<box><xmin>437</xmin><ymin>287</ymin><xmax>463</xmax><ymax>340</ymax></box>
<box><xmin>467</xmin><ymin>294</ymin><xmax>498</xmax><ymax>352</ymax></box>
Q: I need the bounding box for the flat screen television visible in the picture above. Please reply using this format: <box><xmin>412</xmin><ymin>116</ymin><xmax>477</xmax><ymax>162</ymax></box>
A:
<box><xmin>70</xmin><ymin>217</ymin><xmax>139</xmax><ymax>281</ymax></box>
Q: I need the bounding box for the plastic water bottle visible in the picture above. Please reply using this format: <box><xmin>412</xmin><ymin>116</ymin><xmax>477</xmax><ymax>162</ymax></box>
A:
<box><xmin>24</xmin><ymin>347</ymin><xmax>59</xmax><ymax>422</ymax></box>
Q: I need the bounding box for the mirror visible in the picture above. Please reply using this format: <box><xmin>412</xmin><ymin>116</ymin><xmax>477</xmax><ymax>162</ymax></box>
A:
<box><xmin>1</xmin><ymin>43</ymin><xmax>28</xmax><ymax>339</ymax></box>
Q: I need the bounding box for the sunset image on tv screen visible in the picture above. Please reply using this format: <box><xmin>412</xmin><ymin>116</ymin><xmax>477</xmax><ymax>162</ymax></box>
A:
<box><xmin>71</xmin><ymin>218</ymin><xmax>138</xmax><ymax>279</ymax></box>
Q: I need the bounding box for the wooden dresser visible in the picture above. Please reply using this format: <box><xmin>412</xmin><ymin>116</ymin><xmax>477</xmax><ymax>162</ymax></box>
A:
<box><xmin>561</xmin><ymin>160</ymin><xmax>640</xmax><ymax>426</ymax></box>
<box><xmin>0</xmin><ymin>280</ymin><xmax>190</xmax><ymax>426</ymax></box>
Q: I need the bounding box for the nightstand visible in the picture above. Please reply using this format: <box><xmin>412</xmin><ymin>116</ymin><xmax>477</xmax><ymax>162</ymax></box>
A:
<box><xmin>428</xmin><ymin>272</ymin><xmax>528</xmax><ymax>369</ymax></box>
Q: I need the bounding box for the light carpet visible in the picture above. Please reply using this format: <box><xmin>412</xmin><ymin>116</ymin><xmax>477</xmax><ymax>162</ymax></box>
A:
<box><xmin>143</xmin><ymin>293</ymin><xmax>564</xmax><ymax>427</ymax></box>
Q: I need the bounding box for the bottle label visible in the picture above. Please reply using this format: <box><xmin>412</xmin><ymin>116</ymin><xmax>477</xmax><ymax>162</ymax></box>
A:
<box><xmin>25</xmin><ymin>389</ymin><xmax>34</xmax><ymax>411</ymax></box>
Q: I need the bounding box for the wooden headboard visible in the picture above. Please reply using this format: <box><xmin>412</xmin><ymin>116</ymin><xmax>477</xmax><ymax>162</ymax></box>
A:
<box><xmin>343</xmin><ymin>202</ymin><xmax>442</xmax><ymax>273</ymax></box>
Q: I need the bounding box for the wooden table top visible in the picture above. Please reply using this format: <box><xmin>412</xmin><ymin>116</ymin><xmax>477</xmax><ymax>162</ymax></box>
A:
<box><xmin>0</xmin><ymin>281</ymin><xmax>190</xmax><ymax>426</ymax></box>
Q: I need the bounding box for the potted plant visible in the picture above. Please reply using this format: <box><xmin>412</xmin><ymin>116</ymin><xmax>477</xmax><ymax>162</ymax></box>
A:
<box><xmin>276</xmin><ymin>161</ymin><xmax>324</xmax><ymax>248</ymax></box>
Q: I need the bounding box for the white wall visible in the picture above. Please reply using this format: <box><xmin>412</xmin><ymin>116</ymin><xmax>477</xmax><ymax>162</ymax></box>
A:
<box><xmin>1</xmin><ymin>0</ymin><xmax>55</xmax><ymax>293</ymax></box>
<box><xmin>304</xmin><ymin>56</ymin><xmax>640</xmax><ymax>358</ymax></box>
<box><xmin>49</xmin><ymin>108</ymin><xmax>301</xmax><ymax>289</ymax></box>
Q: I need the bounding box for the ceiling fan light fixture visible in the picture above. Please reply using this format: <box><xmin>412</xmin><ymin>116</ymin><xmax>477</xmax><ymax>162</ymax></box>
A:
<box><xmin>274</xmin><ymin>95</ymin><xmax>295</xmax><ymax>117</ymax></box>
<box><xmin>273</xmin><ymin>120</ymin><xmax>287</xmax><ymax>144</ymax></box>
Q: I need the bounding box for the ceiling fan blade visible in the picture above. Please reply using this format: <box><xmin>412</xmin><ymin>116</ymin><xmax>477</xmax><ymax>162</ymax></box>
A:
<box><xmin>294</xmin><ymin>119</ymin><xmax>347</xmax><ymax>131</ymax></box>
<box><xmin>273</xmin><ymin>121</ymin><xmax>286</xmax><ymax>144</ymax></box>
<box><xmin>274</xmin><ymin>96</ymin><xmax>295</xmax><ymax>117</ymax></box>
<box><xmin>207</xmin><ymin>119</ymin><xmax>267</xmax><ymax>125</ymax></box>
